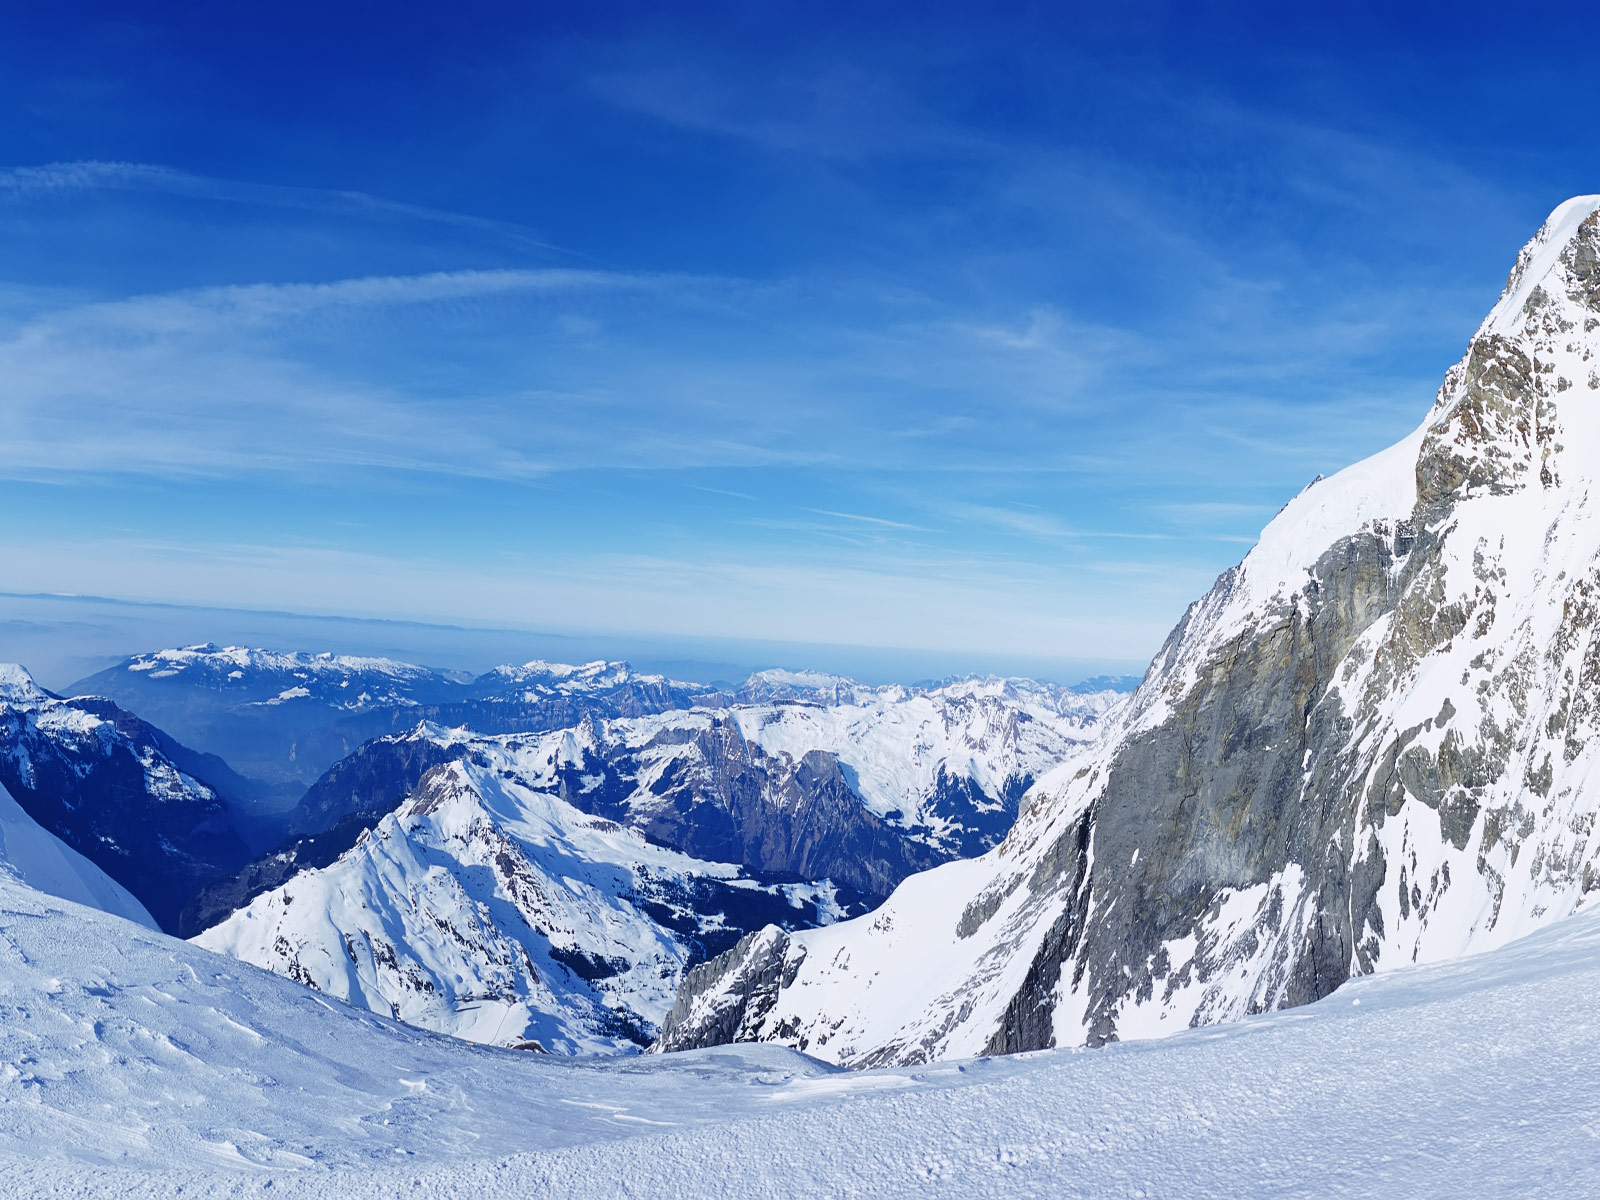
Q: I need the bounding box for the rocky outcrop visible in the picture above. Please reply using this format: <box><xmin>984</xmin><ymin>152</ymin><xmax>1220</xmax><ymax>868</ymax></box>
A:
<box><xmin>629</xmin><ymin>720</ymin><xmax>943</xmax><ymax>895</ymax></box>
<box><xmin>654</xmin><ymin>195</ymin><xmax>1600</xmax><ymax>1065</ymax></box>
<box><xmin>656</xmin><ymin>926</ymin><xmax>801</xmax><ymax>1052</ymax></box>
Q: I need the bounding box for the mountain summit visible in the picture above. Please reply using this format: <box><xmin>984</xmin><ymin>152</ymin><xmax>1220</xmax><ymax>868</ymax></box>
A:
<box><xmin>658</xmin><ymin>196</ymin><xmax>1600</xmax><ymax>1064</ymax></box>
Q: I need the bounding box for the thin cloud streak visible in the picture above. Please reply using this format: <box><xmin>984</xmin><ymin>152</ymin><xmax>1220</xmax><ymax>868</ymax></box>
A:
<box><xmin>0</xmin><ymin>160</ymin><xmax>577</xmax><ymax>256</ymax></box>
<box><xmin>807</xmin><ymin>508</ymin><xmax>929</xmax><ymax>530</ymax></box>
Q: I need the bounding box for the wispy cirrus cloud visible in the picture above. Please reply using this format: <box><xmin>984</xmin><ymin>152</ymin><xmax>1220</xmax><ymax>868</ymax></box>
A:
<box><xmin>806</xmin><ymin>508</ymin><xmax>929</xmax><ymax>531</ymax></box>
<box><xmin>0</xmin><ymin>160</ymin><xmax>575</xmax><ymax>255</ymax></box>
<box><xmin>25</xmin><ymin>266</ymin><xmax>661</xmax><ymax>334</ymax></box>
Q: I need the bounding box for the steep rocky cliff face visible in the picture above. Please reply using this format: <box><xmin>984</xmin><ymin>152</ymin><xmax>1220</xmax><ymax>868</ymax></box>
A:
<box><xmin>657</xmin><ymin>196</ymin><xmax>1600</xmax><ymax>1065</ymax></box>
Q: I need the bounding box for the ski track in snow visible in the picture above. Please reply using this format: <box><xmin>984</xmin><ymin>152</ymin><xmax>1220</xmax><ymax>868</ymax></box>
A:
<box><xmin>2</xmin><ymin>878</ymin><xmax>1599</xmax><ymax>1197</ymax></box>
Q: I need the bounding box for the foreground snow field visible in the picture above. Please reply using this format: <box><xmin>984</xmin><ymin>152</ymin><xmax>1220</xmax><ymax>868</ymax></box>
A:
<box><xmin>3</xmin><ymin>877</ymin><xmax>1599</xmax><ymax>1197</ymax></box>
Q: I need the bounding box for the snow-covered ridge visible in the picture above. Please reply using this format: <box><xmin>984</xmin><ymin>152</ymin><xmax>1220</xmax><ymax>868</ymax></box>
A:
<box><xmin>125</xmin><ymin>643</ymin><xmax>432</xmax><ymax>679</ymax></box>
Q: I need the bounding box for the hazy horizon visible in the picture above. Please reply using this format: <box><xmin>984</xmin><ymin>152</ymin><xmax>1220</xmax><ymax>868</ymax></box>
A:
<box><xmin>0</xmin><ymin>591</ymin><xmax>1147</xmax><ymax>695</ymax></box>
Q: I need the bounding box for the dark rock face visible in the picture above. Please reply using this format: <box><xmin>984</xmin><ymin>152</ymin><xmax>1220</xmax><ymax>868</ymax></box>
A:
<box><xmin>1065</xmin><ymin>529</ymin><xmax>1412</xmax><ymax>1044</ymax></box>
<box><xmin>656</xmin><ymin>927</ymin><xmax>800</xmax><ymax>1053</ymax></box>
<box><xmin>287</xmin><ymin>731</ymin><xmax>468</xmax><ymax>835</ymax></box>
<box><xmin>0</xmin><ymin>692</ymin><xmax>249</xmax><ymax>933</ymax></box>
<box><xmin>982</xmin><ymin>808</ymin><xmax>1093</xmax><ymax>1056</ymax></box>
<box><xmin>177</xmin><ymin>809</ymin><xmax>382</xmax><ymax>937</ymax></box>
<box><xmin>631</xmin><ymin>721</ymin><xmax>943</xmax><ymax>897</ymax></box>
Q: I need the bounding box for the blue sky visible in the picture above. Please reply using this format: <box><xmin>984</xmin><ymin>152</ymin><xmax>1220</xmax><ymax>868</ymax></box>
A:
<box><xmin>2</xmin><ymin>1</ymin><xmax>1597</xmax><ymax>680</ymax></box>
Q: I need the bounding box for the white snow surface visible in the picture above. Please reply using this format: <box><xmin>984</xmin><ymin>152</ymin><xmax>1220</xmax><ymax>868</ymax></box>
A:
<box><xmin>4</xmin><ymin>876</ymin><xmax>1600</xmax><ymax>1196</ymax></box>
<box><xmin>0</xmin><ymin>780</ymin><xmax>156</xmax><ymax>930</ymax></box>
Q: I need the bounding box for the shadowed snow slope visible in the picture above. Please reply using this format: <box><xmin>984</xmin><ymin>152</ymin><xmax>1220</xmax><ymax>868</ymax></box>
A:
<box><xmin>657</xmin><ymin>197</ymin><xmax>1600</xmax><ymax>1065</ymax></box>
<box><xmin>3</xmin><ymin>878</ymin><xmax>1600</xmax><ymax>1196</ymax></box>
<box><xmin>0</xmin><ymin>663</ymin><xmax>247</xmax><ymax>931</ymax></box>
<box><xmin>0</xmin><ymin>780</ymin><xmax>156</xmax><ymax>929</ymax></box>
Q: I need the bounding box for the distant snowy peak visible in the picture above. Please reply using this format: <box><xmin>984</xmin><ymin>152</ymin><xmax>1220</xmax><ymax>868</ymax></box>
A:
<box><xmin>0</xmin><ymin>662</ymin><xmax>53</xmax><ymax>706</ymax></box>
<box><xmin>115</xmin><ymin>643</ymin><xmax>444</xmax><ymax>707</ymax></box>
<box><xmin>731</xmin><ymin>669</ymin><xmax>885</xmax><ymax>706</ymax></box>
<box><xmin>126</xmin><ymin>643</ymin><xmax>432</xmax><ymax>680</ymax></box>
<box><xmin>474</xmin><ymin>659</ymin><xmax>715</xmax><ymax>706</ymax></box>
<box><xmin>488</xmin><ymin>658</ymin><xmax>650</xmax><ymax>686</ymax></box>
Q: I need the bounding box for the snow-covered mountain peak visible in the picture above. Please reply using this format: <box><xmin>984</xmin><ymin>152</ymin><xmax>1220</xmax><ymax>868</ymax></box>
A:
<box><xmin>1417</xmin><ymin>196</ymin><xmax>1600</xmax><ymax>509</ymax></box>
<box><xmin>197</xmin><ymin>747</ymin><xmax>856</xmax><ymax>1052</ymax></box>
<box><xmin>1124</xmin><ymin>196</ymin><xmax>1600</xmax><ymax>739</ymax></box>
<box><xmin>1481</xmin><ymin>194</ymin><xmax>1600</xmax><ymax>340</ymax></box>
<box><xmin>0</xmin><ymin>663</ymin><xmax>49</xmax><ymax>706</ymax></box>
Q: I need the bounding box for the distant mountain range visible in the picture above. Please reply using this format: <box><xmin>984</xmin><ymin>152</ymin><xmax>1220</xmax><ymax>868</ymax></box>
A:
<box><xmin>70</xmin><ymin>648</ymin><xmax>1136</xmax><ymax>822</ymax></box>
<box><xmin>3</xmin><ymin>643</ymin><xmax>1130</xmax><ymax>1048</ymax></box>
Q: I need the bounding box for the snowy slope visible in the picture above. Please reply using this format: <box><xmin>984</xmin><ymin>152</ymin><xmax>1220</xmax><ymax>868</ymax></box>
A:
<box><xmin>5</xmin><ymin>873</ymin><xmax>1600</xmax><ymax>1196</ymax></box>
<box><xmin>0</xmin><ymin>779</ymin><xmax>156</xmax><ymax>929</ymax></box>
<box><xmin>196</xmin><ymin>753</ymin><xmax>850</xmax><ymax>1052</ymax></box>
<box><xmin>659</xmin><ymin>196</ymin><xmax>1600</xmax><ymax>1065</ymax></box>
